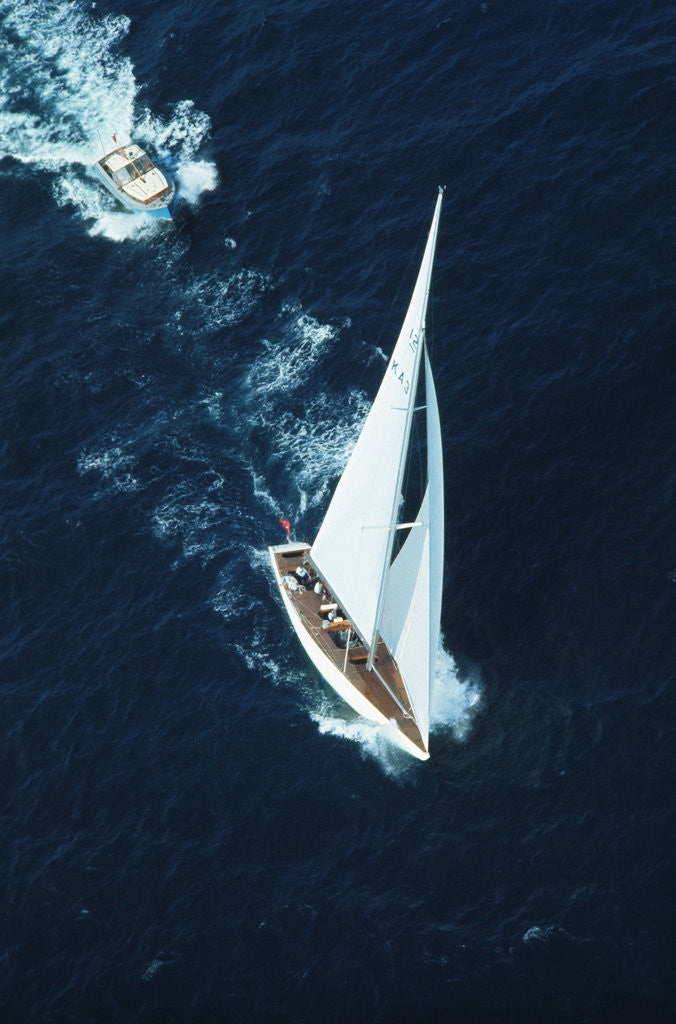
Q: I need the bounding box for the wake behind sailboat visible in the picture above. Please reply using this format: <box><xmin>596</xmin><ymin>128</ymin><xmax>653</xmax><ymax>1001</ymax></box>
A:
<box><xmin>269</xmin><ymin>189</ymin><xmax>445</xmax><ymax>759</ymax></box>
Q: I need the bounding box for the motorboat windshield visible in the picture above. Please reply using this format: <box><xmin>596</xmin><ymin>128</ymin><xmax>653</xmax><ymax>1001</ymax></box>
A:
<box><xmin>133</xmin><ymin>154</ymin><xmax>154</xmax><ymax>174</ymax></box>
<box><xmin>112</xmin><ymin>153</ymin><xmax>155</xmax><ymax>185</ymax></box>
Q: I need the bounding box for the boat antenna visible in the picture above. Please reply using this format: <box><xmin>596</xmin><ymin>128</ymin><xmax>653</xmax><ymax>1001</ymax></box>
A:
<box><xmin>96</xmin><ymin>127</ymin><xmax>105</xmax><ymax>156</ymax></box>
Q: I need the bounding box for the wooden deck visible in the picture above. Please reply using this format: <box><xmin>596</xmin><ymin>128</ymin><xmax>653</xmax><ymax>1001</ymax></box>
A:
<box><xmin>272</xmin><ymin>548</ymin><xmax>427</xmax><ymax>756</ymax></box>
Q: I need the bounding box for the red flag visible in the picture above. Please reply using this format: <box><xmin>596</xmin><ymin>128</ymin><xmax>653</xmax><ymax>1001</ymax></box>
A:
<box><xmin>278</xmin><ymin>518</ymin><xmax>291</xmax><ymax>534</ymax></box>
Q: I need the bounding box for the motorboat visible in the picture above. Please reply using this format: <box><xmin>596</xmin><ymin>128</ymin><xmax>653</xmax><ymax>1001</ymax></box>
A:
<box><xmin>93</xmin><ymin>138</ymin><xmax>175</xmax><ymax>219</ymax></box>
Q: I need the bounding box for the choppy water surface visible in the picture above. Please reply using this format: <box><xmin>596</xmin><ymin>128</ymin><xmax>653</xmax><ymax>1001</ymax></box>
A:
<box><xmin>1</xmin><ymin>1</ymin><xmax>672</xmax><ymax>1020</ymax></box>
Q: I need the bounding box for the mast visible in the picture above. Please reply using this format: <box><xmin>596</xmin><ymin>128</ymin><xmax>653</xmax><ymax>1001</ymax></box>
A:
<box><xmin>366</xmin><ymin>187</ymin><xmax>444</xmax><ymax>671</ymax></box>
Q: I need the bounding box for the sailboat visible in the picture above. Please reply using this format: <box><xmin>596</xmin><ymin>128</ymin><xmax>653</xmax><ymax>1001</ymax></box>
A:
<box><xmin>269</xmin><ymin>188</ymin><xmax>445</xmax><ymax>760</ymax></box>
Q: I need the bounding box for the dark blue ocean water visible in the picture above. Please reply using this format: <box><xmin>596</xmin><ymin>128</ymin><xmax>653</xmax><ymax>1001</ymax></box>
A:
<box><xmin>1</xmin><ymin>1</ymin><xmax>673</xmax><ymax>1021</ymax></box>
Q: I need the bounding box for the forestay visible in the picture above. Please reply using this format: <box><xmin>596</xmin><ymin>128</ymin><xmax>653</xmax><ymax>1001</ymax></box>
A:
<box><xmin>310</xmin><ymin>190</ymin><xmax>444</xmax><ymax>656</ymax></box>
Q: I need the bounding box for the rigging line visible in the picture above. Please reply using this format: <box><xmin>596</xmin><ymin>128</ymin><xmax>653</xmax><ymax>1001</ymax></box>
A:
<box><xmin>342</xmin><ymin>629</ymin><xmax>352</xmax><ymax>674</ymax></box>
<box><xmin>397</xmin><ymin>334</ymin><xmax>426</xmax><ymax>554</ymax></box>
<box><xmin>424</xmin><ymin>195</ymin><xmax>445</xmax><ymax>366</ymax></box>
<box><xmin>371</xmin><ymin>661</ymin><xmax>413</xmax><ymax>720</ymax></box>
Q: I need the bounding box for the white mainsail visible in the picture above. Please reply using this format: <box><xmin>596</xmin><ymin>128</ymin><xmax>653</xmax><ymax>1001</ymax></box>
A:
<box><xmin>310</xmin><ymin>189</ymin><xmax>445</xmax><ymax>734</ymax></box>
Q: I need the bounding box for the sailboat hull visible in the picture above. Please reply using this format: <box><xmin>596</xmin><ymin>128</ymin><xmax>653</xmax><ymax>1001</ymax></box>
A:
<box><xmin>269</xmin><ymin>543</ymin><xmax>429</xmax><ymax>760</ymax></box>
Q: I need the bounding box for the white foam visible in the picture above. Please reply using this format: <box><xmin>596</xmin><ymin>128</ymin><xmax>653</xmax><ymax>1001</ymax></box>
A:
<box><xmin>77</xmin><ymin>444</ymin><xmax>139</xmax><ymax>493</ymax></box>
<box><xmin>211</xmin><ymin>565</ymin><xmax>260</xmax><ymax>623</ymax></box>
<box><xmin>241</xmin><ymin>386</ymin><xmax>369</xmax><ymax>520</ymax></box>
<box><xmin>247</xmin><ymin>306</ymin><xmax>347</xmax><ymax>398</ymax></box>
<box><xmin>248</xmin><ymin>545</ymin><xmax>279</xmax><ymax>576</ymax></box>
<box><xmin>0</xmin><ymin>1</ymin><xmax>135</xmax><ymax>168</ymax></box>
<box><xmin>522</xmin><ymin>925</ymin><xmax>570</xmax><ymax>944</ymax></box>
<box><xmin>281</xmin><ymin>390</ymin><xmax>370</xmax><ymax>514</ymax></box>
<box><xmin>430</xmin><ymin>641</ymin><xmax>482</xmax><ymax>740</ymax></box>
<box><xmin>251</xmin><ymin>469</ymin><xmax>282</xmax><ymax>518</ymax></box>
<box><xmin>135</xmin><ymin>99</ymin><xmax>210</xmax><ymax>162</ymax></box>
<box><xmin>0</xmin><ymin>0</ymin><xmax>216</xmax><ymax>239</ymax></box>
<box><xmin>54</xmin><ymin>173</ymin><xmax>160</xmax><ymax>242</ymax></box>
<box><xmin>176</xmin><ymin>269</ymin><xmax>272</xmax><ymax>334</ymax></box>
<box><xmin>240</xmin><ymin>305</ymin><xmax>368</xmax><ymax>518</ymax></box>
<box><xmin>198</xmin><ymin>390</ymin><xmax>224</xmax><ymax>422</ymax></box>
<box><xmin>151</xmin><ymin>477</ymin><xmax>226</xmax><ymax>565</ymax></box>
<box><xmin>231</xmin><ymin>627</ymin><xmax>285</xmax><ymax>687</ymax></box>
<box><xmin>308</xmin><ymin>697</ymin><xmax>417</xmax><ymax>779</ymax></box>
<box><xmin>174</xmin><ymin>159</ymin><xmax>218</xmax><ymax>204</ymax></box>
<box><xmin>141</xmin><ymin>957</ymin><xmax>164</xmax><ymax>982</ymax></box>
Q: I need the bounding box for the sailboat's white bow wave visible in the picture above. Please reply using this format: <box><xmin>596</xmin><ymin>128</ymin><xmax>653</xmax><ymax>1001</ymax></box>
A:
<box><xmin>0</xmin><ymin>0</ymin><xmax>216</xmax><ymax>240</ymax></box>
<box><xmin>308</xmin><ymin>701</ymin><xmax>414</xmax><ymax>779</ymax></box>
<box><xmin>306</xmin><ymin>642</ymin><xmax>481</xmax><ymax>773</ymax></box>
<box><xmin>430</xmin><ymin>642</ymin><xmax>482</xmax><ymax>737</ymax></box>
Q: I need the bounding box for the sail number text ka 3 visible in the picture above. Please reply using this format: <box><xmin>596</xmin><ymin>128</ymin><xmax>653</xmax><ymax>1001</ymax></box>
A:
<box><xmin>391</xmin><ymin>330</ymin><xmax>419</xmax><ymax>395</ymax></box>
